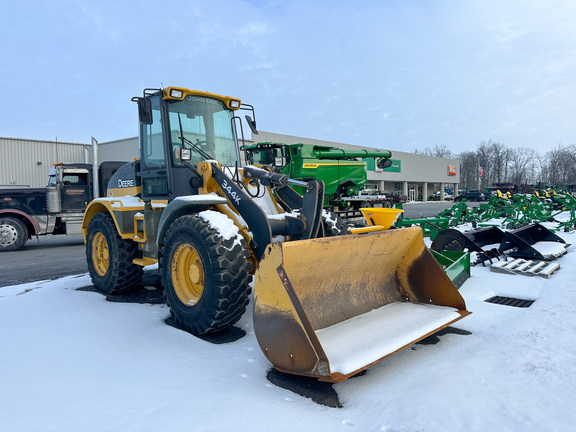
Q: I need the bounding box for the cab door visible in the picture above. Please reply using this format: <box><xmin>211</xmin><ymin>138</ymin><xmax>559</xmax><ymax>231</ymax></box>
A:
<box><xmin>60</xmin><ymin>170</ymin><xmax>91</xmax><ymax>211</ymax></box>
<box><xmin>139</xmin><ymin>95</ymin><xmax>170</xmax><ymax>200</ymax></box>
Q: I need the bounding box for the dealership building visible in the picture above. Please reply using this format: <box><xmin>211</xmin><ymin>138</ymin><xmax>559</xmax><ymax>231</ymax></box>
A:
<box><xmin>1</xmin><ymin>133</ymin><xmax>460</xmax><ymax>201</ymax></box>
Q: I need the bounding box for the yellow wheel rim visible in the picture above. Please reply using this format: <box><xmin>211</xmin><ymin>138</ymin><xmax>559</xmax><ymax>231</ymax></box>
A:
<box><xmin>92</xmin><ymin>232</ymin><xmax>109</xmax><ymax>277</ymax></box>
<box><xmin>171</xmin><ymin>243</ymin><xmax>204</xmax><ymax>306</ymax></box>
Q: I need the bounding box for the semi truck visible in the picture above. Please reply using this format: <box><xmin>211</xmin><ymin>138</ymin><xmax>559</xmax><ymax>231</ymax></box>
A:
<box><xmin>243</xmin><ymin>142</ymin><xmax>406</xmax><ymax>211</ymax></box>
<box><xmin>0</xmin><ymin>161</ymin><xmax>125</xmax><ymax>251</ymax></box>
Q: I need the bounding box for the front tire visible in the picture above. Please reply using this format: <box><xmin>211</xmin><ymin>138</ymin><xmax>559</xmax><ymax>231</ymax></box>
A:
<box><xmin>86</xmin><ymin>212</ymin><xmax>143</xmax><ymax>294</ymax></box>
<box><xmin>0</xmin><ymin>217</ymin><xmax>28</xmax><ymax>252</ymax></box>
<box><xmin>161</xmin><ymin>214</ymin><xmax>252</xmax><ymax>335</ymax></box>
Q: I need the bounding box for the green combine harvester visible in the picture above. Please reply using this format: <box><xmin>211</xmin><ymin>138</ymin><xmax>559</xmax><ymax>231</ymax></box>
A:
<box><xmin>243</xmin><ymin>142</ymin><xmax>404</xmax><ymax>210</ymax></box>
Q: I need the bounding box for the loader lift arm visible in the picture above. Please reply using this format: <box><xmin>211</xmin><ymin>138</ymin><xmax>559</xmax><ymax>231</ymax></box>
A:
<box><xmin>203</xmin><ymin>162</ymin><xmax>325</xmax><ymax>261</ymax></box>
<box><xmin>242</xmin><ymin>165</ymin><xmax>325</xmax><ymax>241</ymax></box>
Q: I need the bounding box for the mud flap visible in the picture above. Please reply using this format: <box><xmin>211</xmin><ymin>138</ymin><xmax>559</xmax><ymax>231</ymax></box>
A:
<box><xmin>253</xmin><ymin>227</ymin><xmax>471</xmax><ymax>382</ymax></box>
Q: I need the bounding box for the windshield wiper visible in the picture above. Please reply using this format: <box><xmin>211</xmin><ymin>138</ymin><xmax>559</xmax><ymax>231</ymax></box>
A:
<box><xmin>177</xmin><ymin>112</ymin><xmax>214</xmax><ymax>161</ymax></box>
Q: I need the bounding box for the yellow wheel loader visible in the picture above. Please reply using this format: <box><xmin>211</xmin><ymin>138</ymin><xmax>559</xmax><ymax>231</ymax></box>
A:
<box><xmin>82</xmin><ymin>86</ymin><xmax>470</xmax><ymax>382</ymax></box>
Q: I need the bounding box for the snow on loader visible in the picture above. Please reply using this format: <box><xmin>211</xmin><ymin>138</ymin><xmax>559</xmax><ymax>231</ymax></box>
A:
<box><xmin>82</xmin><ymin>87</ymin><xmax>470</xmax><ymax>382</ymax></box>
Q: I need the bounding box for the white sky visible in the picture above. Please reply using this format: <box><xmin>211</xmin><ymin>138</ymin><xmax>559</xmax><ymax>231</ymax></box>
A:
<box><xmin>2</xmin><ymin>0</ymin><xmax>576</xmax><ymax>155</ymax></box>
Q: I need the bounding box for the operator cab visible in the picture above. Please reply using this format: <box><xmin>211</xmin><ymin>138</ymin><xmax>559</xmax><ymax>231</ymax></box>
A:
<box><xmin>133</xmin><ymin>87</ymin><xmax>257</xmax><ymax>202</ymax></box>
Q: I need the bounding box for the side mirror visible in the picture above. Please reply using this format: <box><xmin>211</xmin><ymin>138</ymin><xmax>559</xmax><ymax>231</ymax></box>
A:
<box><xmin>274</xmin><ymin>157</ymin><xmax>286</xmax><ymax>168</ymax></box>
<box><xmin>377</xmin><ymin>158</ymin><xmax>393</xmax><ymax>169</ymax></box>
<box><xmin>245</xmin><ymin>115</ymin><xmax>258</xmax><ymax>135</ymax></box>
<box><xmin>136</xmin><ymin>97</ymin><xmax>153</xmax><ymax>125</ymax></box>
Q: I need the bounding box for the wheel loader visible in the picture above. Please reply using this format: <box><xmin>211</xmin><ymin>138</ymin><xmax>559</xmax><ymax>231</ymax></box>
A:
<box><xmin>82</xmin><ymin>86</ymin><xmax>470</xmax><ymax>382</ymax></box>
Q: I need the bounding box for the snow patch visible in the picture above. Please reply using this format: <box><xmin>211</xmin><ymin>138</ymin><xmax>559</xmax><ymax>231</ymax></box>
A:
<box><xmin>198</xmin><ymin>210</ymin><xmax>244</xmax><ymax>247</ymax></box>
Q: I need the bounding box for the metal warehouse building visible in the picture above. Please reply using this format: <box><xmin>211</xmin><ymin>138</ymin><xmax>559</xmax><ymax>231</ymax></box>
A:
<box><xmin>0</xmin><ymin>137</ymin><xmax>91</xmax><ymax>188</ymax></box>
<box><xmin>1</xmin><ymin>134</ymin><xmax>460</xmax><ymax>201</ymax></box>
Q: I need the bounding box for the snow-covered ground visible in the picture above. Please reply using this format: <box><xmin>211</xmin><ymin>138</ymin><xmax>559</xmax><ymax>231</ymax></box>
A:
<box><xmin>1</xmin><ymin>221</ymin><xmax>575</xmax><ymax>432</ymax></box>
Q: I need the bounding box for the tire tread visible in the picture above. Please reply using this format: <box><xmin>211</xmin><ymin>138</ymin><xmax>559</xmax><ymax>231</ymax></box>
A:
<box><xmin>162</xmin><ymin>214</ymin><xmax>252</xmax><ymax>335</ymax></box>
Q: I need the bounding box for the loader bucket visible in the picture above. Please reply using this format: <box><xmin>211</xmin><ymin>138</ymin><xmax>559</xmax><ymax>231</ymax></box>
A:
<box><xmin>501</xmin><ymin>223</ymin><xmax>569</xmax><ymax>260</ymax></box>
<box><xmin>253</xmin><ymin>227</ymin><xmax>471</xmax><ymax>382</ymax></box>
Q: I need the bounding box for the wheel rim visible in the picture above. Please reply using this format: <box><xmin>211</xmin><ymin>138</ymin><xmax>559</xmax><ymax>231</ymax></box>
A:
<box><xmin>92</xmin><ymin>232</ymin><xmax>110</xmax><ymax>276</ymax></box>
<box><xmin>0</xmin><ymin>223</ymin><xmax>17</xmax><ymax>246</ymax></box>
<box><xmin>172</xmin><ymin>243</ymin><xmax>204</xmax><ymax>306</ymax></box>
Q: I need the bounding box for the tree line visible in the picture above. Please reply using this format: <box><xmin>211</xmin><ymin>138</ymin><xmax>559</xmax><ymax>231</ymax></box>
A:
<box><xmin>414</xmin><ymin>141</ymin><xmax>576</xmax><ymax>191</ymax></box>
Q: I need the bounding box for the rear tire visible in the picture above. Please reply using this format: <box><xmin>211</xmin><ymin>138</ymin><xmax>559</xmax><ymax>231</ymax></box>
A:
<box><xmin>86</xmin><ymin>212</ymin><xmax>143</xmax><ymax>294</ymax></box>
<box><xmin>161</xmin><ymin>214</ymin><xmax>252</xmax><ymax>335</ymax></box>
<box><xmin>0</xmin><ymin>217</ymin><xmax>28</xmax><ymax>252</ymax></box>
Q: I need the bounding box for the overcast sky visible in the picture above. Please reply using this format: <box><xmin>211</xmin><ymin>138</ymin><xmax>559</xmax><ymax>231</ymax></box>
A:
<box><xmin>2</xmin><ymin>0</ymin><xmax>575</xmax><ymax>155</ymax></box>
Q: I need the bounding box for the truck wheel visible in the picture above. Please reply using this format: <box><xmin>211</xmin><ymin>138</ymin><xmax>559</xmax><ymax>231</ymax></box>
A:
<box><xmin>86</xmin><ymin>212</ymin><xmax>143</xmax><ymax>294</ymax></box>
<box><xmin>161</xmin><ymin>214</ymin><xmax>252</xmax><ymax>335</ymax></box>
<box><xmin>0</xmin><ymin>217</ymin><xmax>28</xmax><ymax>252</ymax></box>
<box><xmin>384</xmin><ymin>200</ymin><xmax>392</xmax><ymax>208</ymax></box>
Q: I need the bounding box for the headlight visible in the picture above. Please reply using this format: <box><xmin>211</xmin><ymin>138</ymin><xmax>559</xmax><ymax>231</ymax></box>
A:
<box><xmin>229</xmin><ymin>100</ymin><xmax>240</xmax><ymax>108</ymax></box>
<box><xmin>170</xmin><ymin>89</ymin><xmax>184</xmax><ymax>99</ymax></box>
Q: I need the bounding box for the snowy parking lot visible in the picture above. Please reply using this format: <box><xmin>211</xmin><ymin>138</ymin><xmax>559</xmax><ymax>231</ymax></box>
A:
<box><xmin>1</xmin><ymin>221</ymin><xmax>575</xmax><ymax>431</ymax></box>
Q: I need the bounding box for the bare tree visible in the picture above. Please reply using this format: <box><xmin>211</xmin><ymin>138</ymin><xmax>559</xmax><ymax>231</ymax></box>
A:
<box><xmin>544</xmin><ymin>145</ymin><xmax>576</xmax><ymax>185</ymax></box>
<box><xmin>421</xmin><ymin>140</ymin><xmax>576</xmax><ymax>190</ymax></box>
<box><xmin>508</xmin><ymin>147</ymin><xmax>536</xmax><ymax>185</ymax></box>
<box><xmin>476</xmin><ymin>141</ymin><xmax>493</xmax><ymax>189</ymax></box>
<box><xmin>533</xmin><ymin>155</ymin><xmax>548</xmax><ymax>186</ymax></box>
<box><xmin>489</xmin><ymin>141</ymin><xmax>509</xmax><ymax>184</ymax></box>
<box><xmin>430</xmin><ymin>145</ymin><xmax>453</xmax><ymax>158</ymax></box>
<box><xmin>457</xmin><ymin>151</ymin><xmax>480</xmax><ymax>190</ymax></box>
<box><xmin>412</xmin><ymin>145</ymin><xmax>453</xmax><ymax>158</ymax></box>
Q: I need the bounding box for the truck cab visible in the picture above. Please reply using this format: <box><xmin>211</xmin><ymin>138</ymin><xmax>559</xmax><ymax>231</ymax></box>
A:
<box><xmin>0</xmin><ymin>161</ymin><xmax>126</xmax><ymax>251</ymax></box>
<box><xmin>47</xmin><ymin>164</ymin><xmax>92</xmax><ymax>215</ymax></box>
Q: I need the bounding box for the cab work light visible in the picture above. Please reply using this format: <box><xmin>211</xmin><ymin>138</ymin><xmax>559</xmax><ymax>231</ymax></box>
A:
<box><xmin>229</xmin><ymin>100</ymin><xmax>240</xmax><ymax>108</ymax></box>
<box><xmin>170</xmin><ymin>89</ymin><xmax>184</xmax><ymax>99</ymax></box>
